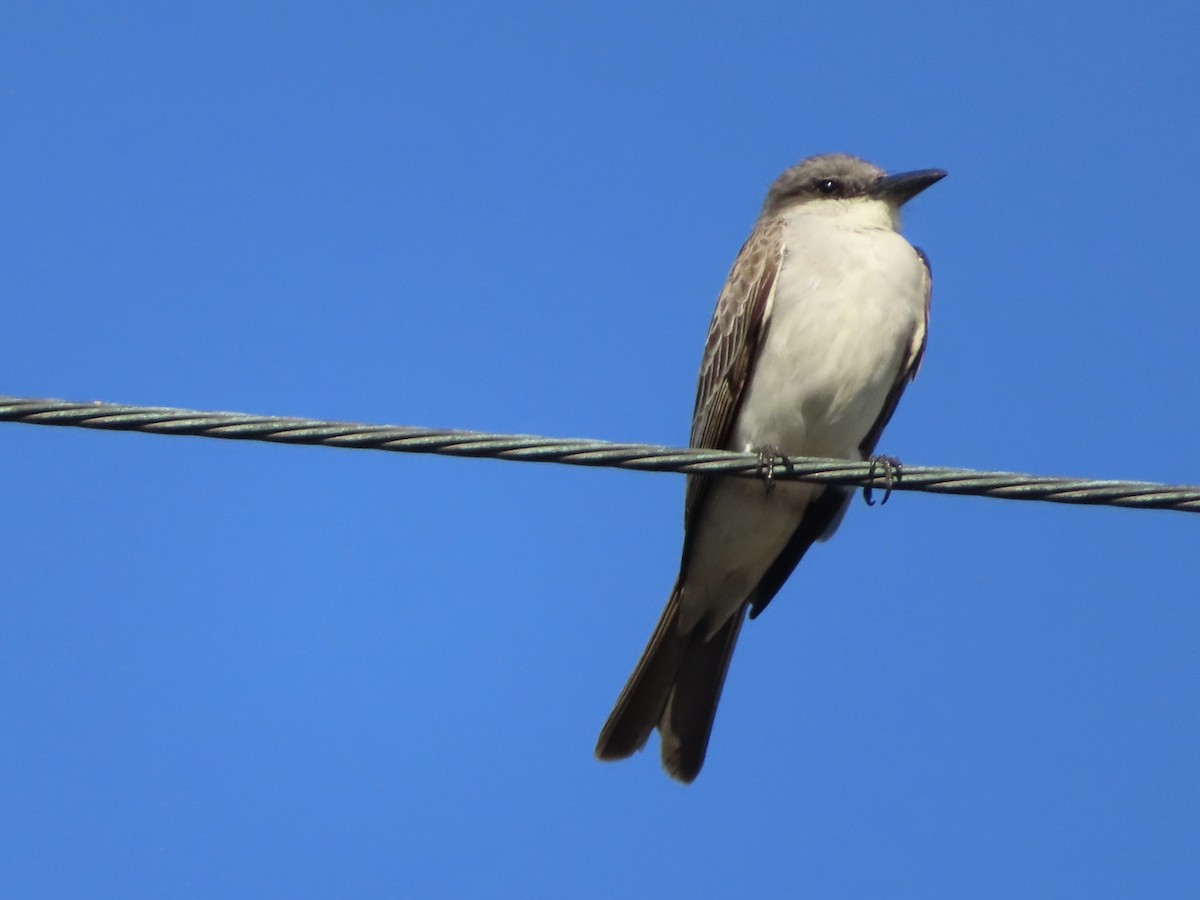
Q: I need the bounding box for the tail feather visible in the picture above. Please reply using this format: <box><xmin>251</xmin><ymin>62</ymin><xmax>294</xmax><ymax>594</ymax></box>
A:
<box><xmin>595</xmin><ymin>589</ymin><xmax>688</xmax><ymax>761</ymax></box>
<box><xmin>659</xmin><ymin>606</ymin><xmax>745</xmax><ymax>783</ymax></box>
<box><xmin>595</xmin><ymin>589</ymin><xmax>746</xmax><ymax>783</ymax></box>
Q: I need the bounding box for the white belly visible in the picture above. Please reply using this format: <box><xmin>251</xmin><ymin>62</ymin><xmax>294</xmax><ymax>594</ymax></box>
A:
<box><xmin>678</xmin><ymin>213</ymin><xmax>927</xmax><ymax>635</ymax></box>
<box><xmin>732</xmin><ymin>214</ymin><xmax>927</xmax><ymax>459</ymax></box>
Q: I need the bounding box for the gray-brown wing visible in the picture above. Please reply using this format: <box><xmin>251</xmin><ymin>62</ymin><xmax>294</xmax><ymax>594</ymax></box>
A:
<box><xmin>681</xmin><ymin>217</ymin><xmax>784</xmax><ymax>551</ymax></box>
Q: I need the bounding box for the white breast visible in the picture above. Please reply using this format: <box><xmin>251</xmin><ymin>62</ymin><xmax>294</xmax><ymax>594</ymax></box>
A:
<box><xmin>731</xmin><ymin>208</ymin><xmax>927</xmax><ymax>460</ymax></box>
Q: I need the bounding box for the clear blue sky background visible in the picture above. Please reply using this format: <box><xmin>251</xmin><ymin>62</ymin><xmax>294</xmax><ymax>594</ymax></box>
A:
<box><xmin>4</xmin><ymin>2</ymin><xmax>1199</xmax><ymax>897</ymax></box>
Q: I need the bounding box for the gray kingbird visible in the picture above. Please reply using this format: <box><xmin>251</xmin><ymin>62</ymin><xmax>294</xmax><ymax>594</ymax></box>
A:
<box><xmin>595</xmin><ymin>153</ymin><xmax>946</xmax><ymax>782</ymax></box>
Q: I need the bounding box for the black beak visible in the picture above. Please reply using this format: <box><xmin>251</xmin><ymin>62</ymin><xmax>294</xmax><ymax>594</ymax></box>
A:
<box><xmin>869</xmin><ymin>168</ymin><xmax>947</xmax><ymax>205</ymax></box>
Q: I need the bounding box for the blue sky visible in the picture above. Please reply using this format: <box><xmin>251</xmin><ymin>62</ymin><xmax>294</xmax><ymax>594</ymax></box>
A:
<box><xmin>4</xmin><ymin>1</ymin><xmax>1199</xmax><ymax>896</ymax></box>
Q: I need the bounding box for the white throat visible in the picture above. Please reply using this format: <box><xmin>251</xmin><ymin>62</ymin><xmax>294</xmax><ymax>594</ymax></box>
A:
<box><xmin>782</xmin><ymin>195</ymin><xmax>901</xmax><ymax>231</ymax></box>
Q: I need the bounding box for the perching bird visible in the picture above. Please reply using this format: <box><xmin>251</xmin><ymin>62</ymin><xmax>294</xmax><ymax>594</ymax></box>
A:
<box><xmin>595</xmin><ymin>153</ymin><xmax>945</xmax><ymax>782</ymax></box>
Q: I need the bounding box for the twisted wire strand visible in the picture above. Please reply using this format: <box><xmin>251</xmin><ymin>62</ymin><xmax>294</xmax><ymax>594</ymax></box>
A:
<box><xmin>2</xmin><ymin>395</ymin><xmax>1198</xmax><ymax>514</ymax></box>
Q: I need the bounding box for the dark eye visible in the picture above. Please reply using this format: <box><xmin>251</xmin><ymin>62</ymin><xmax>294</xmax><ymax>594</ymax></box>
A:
<box><xmin>817</xmin><ymin>179</ymin><xmax>840</xmax><ymax>195</ymax></box>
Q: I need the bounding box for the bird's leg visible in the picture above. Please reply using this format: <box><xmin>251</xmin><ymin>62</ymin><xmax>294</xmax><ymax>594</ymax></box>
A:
<box><xmin>864</xmin><ymin>454</ymin><xmax>902</xmax><ymax>506</ymax></box>
<box><xmin>755</xmin><ymin>445</ymin><xmax>793</xmax><ymax>495</ymax></box>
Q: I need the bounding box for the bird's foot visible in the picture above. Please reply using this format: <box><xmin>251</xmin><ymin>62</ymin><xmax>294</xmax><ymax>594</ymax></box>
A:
<box><xmin>755</xmin><ymin>445</ymin><xmax>793</xmax><ymax>494</ymax></box>
<box><xmin>864</xmin><ymin>454</ymin><xmax>902</xmax><ymax>506</ymax></box>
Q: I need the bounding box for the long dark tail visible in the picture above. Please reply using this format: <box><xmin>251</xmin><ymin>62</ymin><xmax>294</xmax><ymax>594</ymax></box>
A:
<box><xmin>595</xmin><ymin>589</ymin><xmax>746</xmax><ymax>783</ymax></box>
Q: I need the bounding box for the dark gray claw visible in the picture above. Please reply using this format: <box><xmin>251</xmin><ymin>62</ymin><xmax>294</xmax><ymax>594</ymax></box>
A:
<box><xmin>864</xmin><ymin>454</ymin><xmax>902</xmax><ymax>506</ymax></box>
<box><xmin>755</xmin><ymin>445</ymin><xmax>793</xmax><ymax>494</ymax></box>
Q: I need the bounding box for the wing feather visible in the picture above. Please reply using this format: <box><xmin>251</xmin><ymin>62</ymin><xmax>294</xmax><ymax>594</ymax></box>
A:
<box><xmin>681</xmin><ymin>218</ymin><xmax>784</xmax><ymax>554</ymax></box>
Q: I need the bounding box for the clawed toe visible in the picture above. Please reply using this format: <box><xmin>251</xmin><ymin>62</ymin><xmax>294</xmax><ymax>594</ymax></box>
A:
<box><xmin>864</xmin><ymin>454</ymin><xmax>902</xmax><ymax>506</ymax></box>
<box><xmin>755</xmin><ymin>445</ymin><xmax>793</xmax><ymax>494</ymax></box>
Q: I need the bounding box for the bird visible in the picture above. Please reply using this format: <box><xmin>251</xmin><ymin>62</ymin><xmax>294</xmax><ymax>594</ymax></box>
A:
<box><xmin>595</xmin><ymin>153</ymin><xmax>945</xmax><ymax>782</ymax></box>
